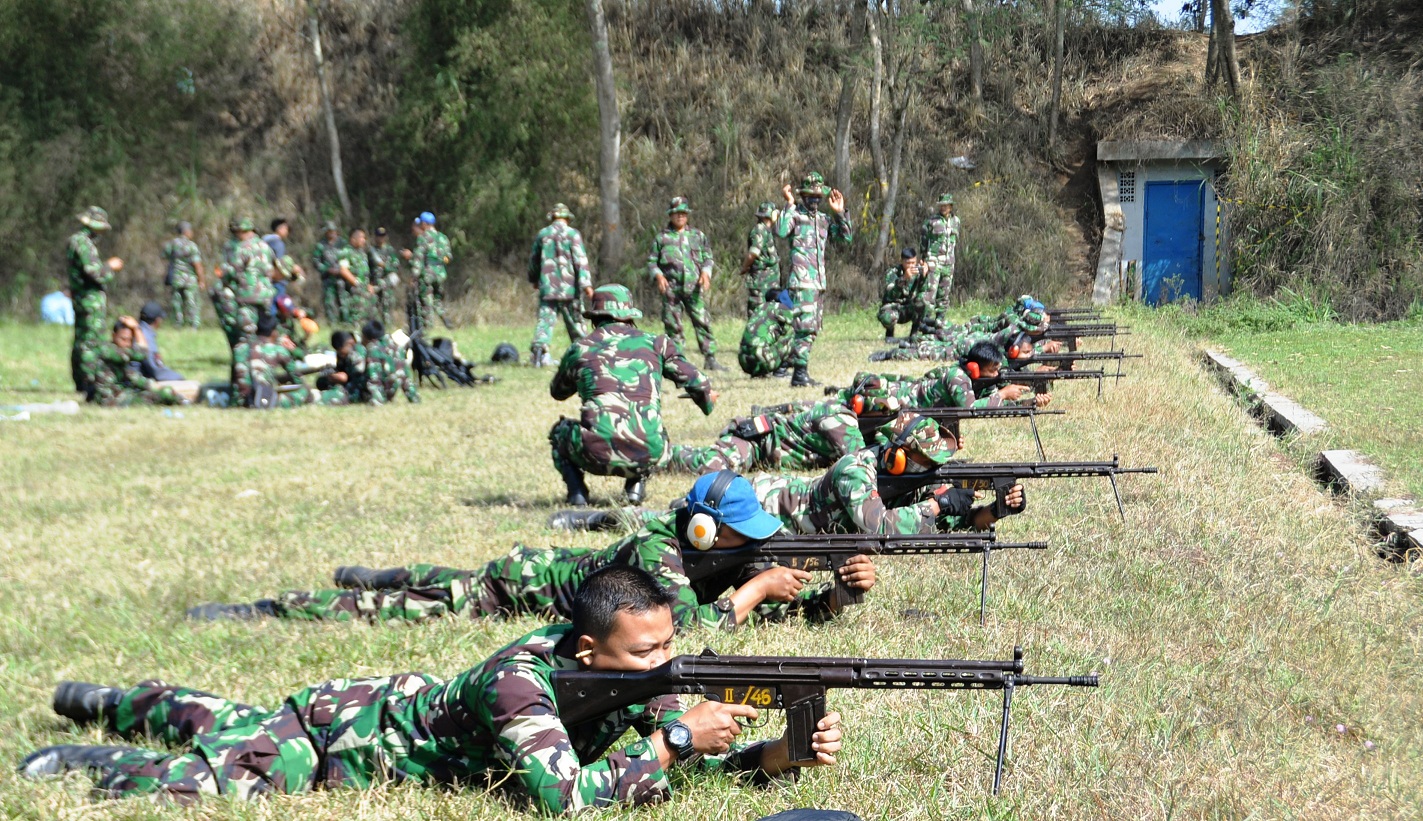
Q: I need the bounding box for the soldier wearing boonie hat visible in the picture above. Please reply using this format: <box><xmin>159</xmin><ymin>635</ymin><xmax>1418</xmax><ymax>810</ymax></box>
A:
<box><xmin>527</xmin><ymin>202</ymin><xmax>595</xmax><ymax>367</ymax></box>
<box><xmin>66</xmin><ymin>206</ymin><xmax>124</xmax><ymax>395</ymax></box>
<box><xmin>920</xmin><ymin>192</ymin><xmax>961</xmax><ymax>326</ymax></box>
<box><xmin>739</xmin><ymin>202</ymin><xmax>783</xmax><ymax>317</ymax></box>
<box><xmin>647</xmin><ymin>197</ymin><xmax>724</xmax><ymax>372</ymax></box>
<box><xmin>776</xmin><ymin>171</ymin><xmax>852</xmax><ymax>387</ymax></box>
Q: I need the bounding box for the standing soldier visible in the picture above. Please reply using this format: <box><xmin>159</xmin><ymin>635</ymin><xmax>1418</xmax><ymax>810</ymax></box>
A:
<box><xmin>367</xmin><ymin>227</ymin><xmax>399</xmax><ymax>325</ymax></box>
<box><xmin>527</xmin><ymin>202</ymin><xmax>595</xmax><ymax>367</ymax></box>
<box><xmin>549</xmin><ymin>285</ymin><xmax>717</xmax><ymax>506</ymax></box>
<box><xmin>312</xmin><ymin>221</ymin><xmax>345</xmax><ymax>324</ymax></box>
<box><xmin>337</xmin><ymin>228</ymin><xmax>376</xmax><ymax>326</ymax></box>
<box><xmin>738</xmin><ymin>202</ymin><xmax>782</xmax><ymax>317</ymax></box>
<box><xmin>400</xmin><ymin>217</ymin><xmax>428</xmax><ymax>330</ymax></box>
<box><xmin>776</xmin><ymin>172</ymin><xmax>852</xmax><ymax>387</ymax></box>
<box><xmin>417</xmin><ymin>211</ymin><xmax>453</xmax><ymax>328</ymax></box>
<box><xmin>209</xmin><ymin>220</ymin><xmax>243</xmax><ymax>348</ymax></box>
<box><xmin>920</xmin><ymin>193</ymin><xmax>961</xmax><ymax>325</ymax></box>
<box><xmin>67</xmin><ymin>206</ymin><xmax>124</xmax><ymax>396</ymax></box>
<box><xmin>648</xmin><ymin>197</ymin><xmax>724</xmax><ymax>371</ymax></box>
<box><xmin>161</xmin><ymin>222</ymin><xmax>204</xmax><ymax>329</ymax></box>
<box><xmin>227</xmin><ymin>218</ymin><xmax>277</xmax><ymax>336</ymax></box>
<box><xmin>877</xmin><ymin>248</ymin><xmax>930</xmax><ymax>342</ymax></box>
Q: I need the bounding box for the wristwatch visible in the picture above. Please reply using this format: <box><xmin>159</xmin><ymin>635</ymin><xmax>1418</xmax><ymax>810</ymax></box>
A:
<box><xmin>662</xmin><ymin>720</ymin><xmax>696</xmax><ymax>761</ymax></box>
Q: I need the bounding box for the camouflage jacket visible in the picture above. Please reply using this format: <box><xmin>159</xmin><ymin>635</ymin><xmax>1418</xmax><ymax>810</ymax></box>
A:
<box><xmin>774</xmin><ymin>205</ymin><xmax>852</xmax><ymax>291</ymax></box>
<box><xmin>529</xmin><ymin>221</ymin><xmax>593</xmax><ymax>301</ymax></box>
<box><xmin>418</xmin><ymin>229</ymin><xmax>452</xmax><ymax>277</ymax></box>
<box><xmin>880</xmin><ymin>264</ymin><xmax>928</xmax><ymax>307</ymax></box>
<box><xmin>230</xmin><ymin>237</ymin><xmax>277</xmax><ymax>306</ymax></box>
<box><xmin>919</xmin><ymin>213</ymin><xmax>961</xmax><ymax>260</ymax></box>
<box><xmin>737</xmin><ymin>299</ymin><xmax>795</xmax><ymax>377</ymax></box>
<box><xmin>66</xmin><ymin>228</ymin><xmax>111</xmax><ymax>302</ymax></box>
<box><xmin>368</xmin><ymin>244</ymin><xmax>399</xmax><ymax>288</ymax></box>
<box><xmin>232</xmin><ymin>339</ymin><xmax>305</xmax><ymax>404</ymax></box>
<box><xmin>364</xmin><ymin>335</ymin><xmax>419</xmax><ymax>405</ymax></box>
<box><xmin>751</xmin><ymin>448</ymin><xmax>941</xmax><ymax>535</ymax></box>
<box><xmin>162</xmin><ymin>236</ymin><xmax>203</xmax><ymax>289</ymax></box>
<box><xmin>339</xmin><ymin>245</ymin><xmax>371</xmax><ymax>287</ymax></box>
<box><xmin>331</xmin><ymin>623</ymin><xmax>768</xmax><ymax>814</ymax></box>
<box><xmin>646</xmin><ymin>225</ymin><xmax>713</xmax><ymax>285</ymax></box>
<box><xmin>84</xmin><ymin>341</ymin><xmax>147</xmax><ymax>403</ymax></box>
<box><xmin>312</xmin><ymin>239</ymin><xmax>346</xmax><ymax>279</ymax></box>
<box><xmin>724</xmin><ymin>400</ymin><xmax>866</xmax><ymax>472</ymax></box>
<box><xmin>551</xmin><ymin>323</ymin><xmax>715</xmax><ymax>472</ymax></box>
<box><xmin>744</xmin><ymin>222</ymin><xmax>781</xmax><ymax>290</ymax></box>
<box><xmin>843</xmin><ymin>364</ymin><xmax>1009</xmax><ymax>409</ymax></box>
<box><xmin>277</xmin><ymin>315</ymin><xmax>313</xmax><ymax>359</ymax></box>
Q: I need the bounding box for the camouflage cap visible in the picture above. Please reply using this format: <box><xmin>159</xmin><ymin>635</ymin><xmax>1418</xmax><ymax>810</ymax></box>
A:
<box><xmin>755</xmin><ymin>201</ymin><xmax>777</xmax><ymax>218</ymax></box>
<box><xmin>236</xmin><ymin>216</ymin><xmax>256</xmax><ymax>233</ymax></box>
<box><xmin>549</xmin><ymin>202</ymin><xmax>574</xmax><ymax>220</ymax></box>
<box><xmin>77</xmin><ymin>206</ymin><xmax>111</xmax><ymax>231</ymax></box>
<box><xmin>877</xmin><ymin>411</ymin><xmax>956</xmax><ymax>465</ymax></box>
<box><xmin>938</xmin><ymin>193</ymin><xmax>956</xmax><ymax>205</ymax></box>
<box><xmin>797</xmin><ymin>172</ymin><xmax>829</xmax><ymax>196</ymax></box>
<box><xmin>667</xmin><ymin>197</ymin><xmax>692</xmax><ymax>215</ymax></box>
<box><xmin>228</xmin><ymin>218</ymin><xmax>242</xmax><ymax>233</ymax></box>
<box><xmin>583</xmin><ymin>284</ymin><xmax>643</xmax><ymax>321</ymax></box>
<box><xmin>1017</xmin><ymin>309</ymin><xmax>1049</xmax><ymax>334</ymax></box>
<box><xmin>322</xmin><ymin>220</ymin><xmax>339</xmax><ymax>233</ymax></box>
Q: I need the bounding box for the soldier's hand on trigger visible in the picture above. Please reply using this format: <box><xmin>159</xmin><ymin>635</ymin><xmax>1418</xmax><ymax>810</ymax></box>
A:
<box><xmin>1034</xmin><ymin>391</ymin><xmax>1052</xmax><ymax>408</ymax></box>
<box><xmin>997</xmin><ymin>384</ymin><xmax>1029</xmax><ymax>402</ymax></box>
<box><xmin>1042</xmin><ymin>340</ymin><xmax>1064</xmax><ymax>353</ymax></box>
<box><xmin>679</xmin><ymin>701</ymin><xmax>756</xmax><ymax>756</ymax></box>
<box><xmin>107</xmin><ymin>256</ymin><xmax>125</xmax><ymax>273</ymax></box>
<box><xmin>753</xmin><ymin>566</ymin><xmax>812</xmax><ymax>602</ymax></box>
<box><xmin>838</xmin><ymin>555</ymin><xmax>877</xmax><ymax>591</ymax></box>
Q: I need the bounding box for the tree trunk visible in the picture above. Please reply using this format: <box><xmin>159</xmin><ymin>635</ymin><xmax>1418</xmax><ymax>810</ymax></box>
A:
<box><xmin>309</xmin><ymin>5</ymin><xmax>351</xmax><ymax>216</ymax></box>
<box><xmin>1048</xmin><ymin>0</ymin><xmax>1065</xmax><ymax>148</ymax></box>
<box><xmin>1193</xmin><ymin>0</ymin><xmax>1207</xmax><ymax>32</ymax></box>
<box><xmin>867</xmin><ymin>3</ymin><xmax>887</xmax><ymax>197</ymax></box>
<box><xmin>585</xmin><ymin>0</ymin><xmax>624</xmax><ymax>273</ymax></box>
<box><xmin>874</xmin><ymin>95</ymin><xmax>911</xmax><ymax>270</ymax></box>
<box><xmin>1204</xmin><ymin>8</ymin><xmax>1219</xmax><ymax>87</ymax></box>
<box><xmin>833</xmin><ymin>72</ymin><xmax>855</xmax><ymax>194</ymax></box>
<box><xmin>1213</xmin><ymin>0</ymin><xmax>1242</xmax><ymax>99</ymax></box>
<box><xmin>965</xmin><ymin>0</ymin><xmax>983</xmax><ymax>100</ymax></box>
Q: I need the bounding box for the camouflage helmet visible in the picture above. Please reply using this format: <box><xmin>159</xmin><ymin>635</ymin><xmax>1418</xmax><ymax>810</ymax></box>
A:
<box><xmin>236</xmin><ymin>216</ymin><xmax>256</xmax><ymax>233</ymax></box>
<box><xmin>797</xmin><ymin>172</ymin><xmax>829</xmax><ymax>196</ymax></box>
<box><xmin>583</xmin><ymin>284</ymin><xmax>643</xmax><ymax>321</ymax></box>
<box><xmin>548</xmin><ymin>203</ymin><xmax>574</xmax><ymax>221</ymax></box>
<box><xmin>77</xmin><ymin>206</ymin><xmax>111</xmax><ymax>231</ymax></box>
<box><xmin>228</xmin><ymin>217</ymin><xmax>242</xmax><ymax>234</ymax></box>
<box><xmin>876</xmin><ymin>411</ymin><xmax>956</xmax><ymax>465</ymax></box>
<box><xmin>937</xmin><ymin>193</ymin><xmax>956</xmax><ymax>206</ymax></box>
<box><xmin>755</xmin><ymin>201</ymin><xmax>778</xmax><ymax>219</ymax></box>
<box><xmin>667</xmin><ymin>197</ymin><xmax>692</xmax><ymax>215</ymax></box>
<box><xmin>491</xmin><ymin>342</ymin><xmax>520</xmax><ymax>364</ymax></box>
<box><xmin>1017</xmin><ymin>309</ymin><xmax>1049</xmax><ymax>334</ymax></box>
<box><xmin>322</xmin><ymin>220</ymin><xmax>339</xmax><ymax>234</ymax></box>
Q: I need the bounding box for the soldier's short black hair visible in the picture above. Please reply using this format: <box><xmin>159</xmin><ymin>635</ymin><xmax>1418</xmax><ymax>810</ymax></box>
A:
<box><xmin>573</xmin><ymin>566</ymin><xmax>676</xmax><ymax>641</ymax></box>
<box><xmin>965</xmin><ymin>341</ymin><xmax>1005</xmax><ymax>366</ymax></box>
<box><xmin>331</xmin><ymin>331</ymin><xmax>354</xmax><ymax>350</ymax></box>
<box><xmin>360</xmin><ymin>320</ymin><xmax>383</xmax><ymax>342</ymax></box>
<box><xmin>256</xmin><ymin>313</ymin><xmax>279</xmax><ymax>338</ymax></box>
<box><xmin>270</xmin><ymin>218</ymin><xmax>288</xmax><ymax>233</ymax></box>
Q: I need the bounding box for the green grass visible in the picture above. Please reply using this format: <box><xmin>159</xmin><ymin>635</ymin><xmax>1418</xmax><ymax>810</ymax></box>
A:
<box><xmin>1209</xmin><ymin>320</ymin><xmax>1423</xmax><ymax>502</ymax></box>
<box><xmin>1</xmin><ymin>307</ymin><xmax>1421</xmax><ymax>819</ymax></box>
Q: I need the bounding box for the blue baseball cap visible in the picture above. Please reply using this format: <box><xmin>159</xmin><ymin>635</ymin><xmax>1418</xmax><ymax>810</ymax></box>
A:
<box><xmin>685</xmin><ymin>472</ymin><xmax>783</xmax><ymax>541</ymax></box>
<box><xmin>419</xmin><ymin>211</ymin><xmax>436</xmax><ymax>225</ymax></box>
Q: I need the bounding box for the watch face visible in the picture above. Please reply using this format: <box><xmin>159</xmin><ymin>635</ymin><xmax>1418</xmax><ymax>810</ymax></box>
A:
<box><xmin>667</xmin><ymin>724</ymin><xmax>692</xmax><ymax>747</ymax></box>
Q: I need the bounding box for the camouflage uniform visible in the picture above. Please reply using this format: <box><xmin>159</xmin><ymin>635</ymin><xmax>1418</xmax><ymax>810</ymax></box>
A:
<box><xmin>232</xmin><ymin>512</ymin><xmax>835</xmax><ymax>628</ymax></box>
<box><xmin>647</xmin><ymin>206</ymin><xmax>717</xmax><ymax>357</ymax></box>
<box><xmin>210</xmin><ymin>237</ymin><xmax>243</xmax><ymax>348</ymax></box>
<box><xmin>66</xmin><ymin>214</ymin><xmax>115</xmax><ymax>395</ymax></box>
<box><xmin>416</xmin><ymin>227</ymin><xmax>452</xmax><ymax>326</ymax></box>
<box><xmin>226</xmin><ymin>235</ymin><xmax>276</xmax><ymax>336</ymax></box>
<box><xmin>877</xmin><ymin>262</ymin><xmax>931</xmax><ymax>338</ymax></box>
<box><xmin>529</xmin><ymin>212</ymin><xmax>593</xmax><ymax>360</ymax></box>
<box><xmin>162</xmin><ymin>235</ymin><xmax>203</xmax><ymax>329</ymax></box>
<box><xmin>312</xmin><ymin>235</ymin><xmax>346</xmax><ymax>324</ymax></box>
<box><xmin>367</xmin><ymin>242</ymin><xmax>400</xmax><ymax>324</ymax></box>
<box><xmin>56</xmin><ymin>625</ymin><xmax>773</xmax><ymax>811</ymax></box>
<box><xmin>869</xmin><ymin>327</ymin><xmax>1021</xmax><ymax>363</ymax></box>
<box><xmin>920</xmin><ymin>202</ymin><xmax>961</xmax><ymax>322</ymax></box>
<box><xmin>549</xmin><ymin>308</ymin><xmax>715</xmax><ymax>481</ymax></box>
<box><xmin>775</xmin><ymin>174</ymin><xmax>852</xmax><ymax>368</ymax></box>
<box><xmin>743</xmin><ymin>217</ymin><xmax>782</xmax><ymax>316</ymax></box>
<box><xmin>737</xmin><ymin>295</ymin><xmax>795</xmax><ymax>377</ymax></box>
<box><xmin>337</xmin><ymin>244</ymin><xmax>372</xmax><ymax>326</ymax></box>
<box><xmin>670</xmin><ymin>401</ymin><xmax>865</xmax><ymax>475</ymax></box>
<box><xmin>231</xmin><ymin>339</ymin><xmax>316</xmax><ymax>409</ymax></box>
<box><xmin>82</xmin><ymin>341</ymin><xmax>182</xmax><ymax>407</ymax></box>
<box><xmin>364</xmin><ymin>335</ymin><xmax>419</xmax><ymax>405</ymax></box>
<box><xmin>837</xmin><ymin>364</ymin><xmax>1019</xmax><ymax>409</ymax></box>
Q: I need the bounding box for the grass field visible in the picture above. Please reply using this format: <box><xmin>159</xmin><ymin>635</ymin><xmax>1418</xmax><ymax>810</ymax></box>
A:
<box><xmin>1209</xmin><ymin>320</ymin><xmax>1423</xmax><ymax>504</ymax></box>
<box><xmin>1</xmin><ymin>308</ymin><xmax>1421</xmax><ymax>819</ymax></box>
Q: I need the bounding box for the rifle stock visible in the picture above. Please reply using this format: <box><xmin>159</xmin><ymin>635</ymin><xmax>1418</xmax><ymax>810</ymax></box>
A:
<box><xmin>974</xmin><ymin>368</ymin><xmax>1121</xmax><ymax>399</ymax></box>
<box><xmin>552</xmin><ymin>647</ymin><xmax>1098</xmax><ymax>793</ymax></box>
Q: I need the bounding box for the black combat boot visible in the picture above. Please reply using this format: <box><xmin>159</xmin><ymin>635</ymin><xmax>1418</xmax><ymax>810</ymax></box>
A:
<box><xmin>332</xmin><ymin>566</ymin><xmax>408</xmax><ymax>590</ymax></box>
<box><xmin>185</xmin><ymin>600</ymin><xmax>279</xmax><ymax>621</ymax></box>
<box><xmin>884</xmin><ymin>329</ymin><xmax>896</xmax><ymax>342</ymax></box>
<box><xmin>52</xmin><ymin>682</ymin><xmax>121</xmax><ymax>726</ymax></box>
<box><xmin>560</xmin><ymin>463</ymin><xmax>590</xmax><ymax>507</ymax></box>
<box><xmin>772</xmin><ymin>367</ymin><xmax>790</xmax><ymax>378</ymax></box>
<box><xmin>530</xmin><ymin>344</ymin><xmax>548</xmax><ymax>368</ymax></box>
<box><xmin>704</xmin><ymin>355</ymin><xmax>728</xmax><ymax>372</ymax></box>
<box><xmin>19</xmin><ymin>745</ymin><xmax>141</xmax><ymax>780</ymax></box>
<box><xmin>547</xmin><ymin>509</ymin><xmax>615</xmax><ymax>532</ymax></box>
<box><xmin>790</xmin><ymin>366</ymin><xmax>820</xmax><ymax>387</ymax></box>
<box><xmin>623</xmin><ymin>476</ymin><xmax>647</xmax><ymax>505</ymax></box>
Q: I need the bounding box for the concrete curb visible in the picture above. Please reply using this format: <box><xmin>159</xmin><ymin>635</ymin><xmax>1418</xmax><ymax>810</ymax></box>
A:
<box><xmin>1202</xmin><ymin>348</ymin><xmax>1422</xmax><ymax>559</ymax></box>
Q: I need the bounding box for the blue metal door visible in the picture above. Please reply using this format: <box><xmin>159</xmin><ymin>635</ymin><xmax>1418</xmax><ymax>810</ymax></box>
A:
<box><xmin>1142</xmin><ymin>180</ymin><xmax>1204</xmax><ymax>305</ymax></box>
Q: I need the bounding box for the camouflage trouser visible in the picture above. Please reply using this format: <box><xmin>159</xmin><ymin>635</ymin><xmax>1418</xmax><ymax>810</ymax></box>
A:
<box><xmin>170</xmin><ymin>285</ymin><xmax>201</xmax><ymax>328</ymax></box>
<box><xmin>788</xmin><ymin>288</ymin><xmax>823</xmax><ymax>368</ymax></box>
<box><xmin>532</xmin><ymin>299</ymin><xmax>586</xmax><ymax>355</ymax></box>
<box><xmin>72</xmin><ymin>295</ymin><xmax>107</xmax><ymax>395</ymax></box>
<box><xmin>670</xmin><ymin>436</ymin><xmax>754</xmax><ymax>474</ymax></box>
<box><xmin>95</xmin><ymin>386</ymin><xmax>184</xmax><ymax>408</ymax></box>
<box><xmin>877</xmin><ymin>300</ymin><xmax>918</xmax><ymax>334</ymax></box>
<box><xmin>550</xmin><ymin>417</ymin><xmax>659</xmax><ymax>480</ymax></box>
<box><xmin>660</xmin><ymin>281</ymin><xmax>716</xmax><ymax>357</ymax></box>
<box><xmin>321</xmin><ymin>276</ymin><xmax>344</xmax><ymax>325</ymax></box>
<box><xmin>927</xmin><ymin>253</ymin><xmax>954</xmax><ymax>320</ymax></box>
<box><xmin>234</xmin><ymin>304</ymin><xmax>271</xmax><ymax>337</ymax></box>
<box><xmin>267</xmin><ymin>548</ymin><xmax>578</xmax><ymax>623</ymax></box>
<box><xmin>341</xmin><ymin>284</ymin><xmax>369</xmax><ymax>327</ymax></box>
<box><xmin>316</xmin><ymin>387</ymin><xmax>351</xmax><ymax>406</ymax></box>
<box><xmin>211</xmin><ymin>289</ymin><xmax>241</xmax><ymax>348</ymax></box>
<box><xmin>374</xmin><ymin>287</ymin><xmax>397</xmax><ymax>326</ymax></box>
<box><xmin>420</xmin><ymin>269</ymin><xmax>448</xmax><ymax>324</ymax></box>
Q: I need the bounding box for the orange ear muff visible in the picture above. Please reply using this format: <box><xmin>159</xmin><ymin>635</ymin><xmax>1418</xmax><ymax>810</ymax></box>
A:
<box><xmin>884</xmin><ymin>447</ymin><xmax>907</xmax><ymax>475</ymax></box>
<box><xmin>966</xmin><ymin>361</ymin><xmax>981</xmax><ymax>379</ymax></box>
<box><xmin>851</xmin><ymin>395</ymin><xmax>865</xmax><ymax>415</ymax></box>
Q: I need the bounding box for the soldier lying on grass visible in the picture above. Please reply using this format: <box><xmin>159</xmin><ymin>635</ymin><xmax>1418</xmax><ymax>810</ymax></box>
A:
<box><xmin>22</xmin><ymin>566</ymin><xmax>843</xmax><ymax>812</ymax></box>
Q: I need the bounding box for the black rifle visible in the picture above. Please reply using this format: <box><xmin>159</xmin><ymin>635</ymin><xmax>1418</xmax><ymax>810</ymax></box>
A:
<box><xmin>553</xmin><ymin>646</ymin><xmax>1098</xmax><ymax>794</ymax></box>
<box><xmin>877</xmin><ymin>455</ymin><xmax>1158</xmax><ymax>521</ymax></box>
<box><xmin>856</xmin><ymin>406</ymin><xmax>1066</xmax><ymax>460</ymax></box>
<box><xmin>974</xmin><ymin>368</ymin><xmax>1121</xmax><ymax>399</ymax></box>
<box><xmin>1009</xmin><ymin>351</ymin><xmax>1142</xmax><ymax>382</ymax></box>
<box><xmin>1040</xmin><ymin>324</ymin><xmax>1130</xmax><ymax>352</ymax></box>
<box><xmin>1043</xmin><ymin>305</ymin><xmax>1101</xmax><ymax>318</ymax></box>
<box><xmin>682</xmin><ymin>529</ymin><xmax>1049</xmax><ymax>624</ymax></box>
